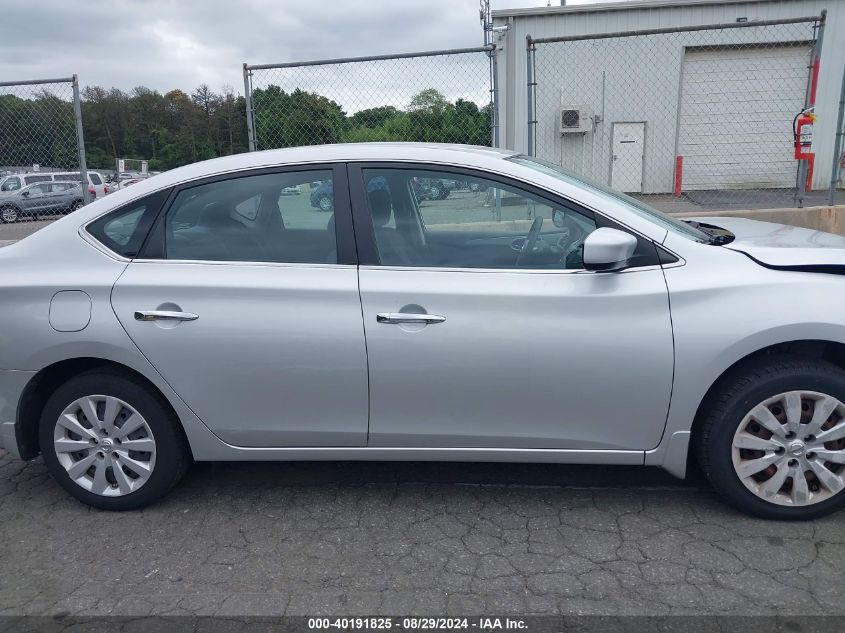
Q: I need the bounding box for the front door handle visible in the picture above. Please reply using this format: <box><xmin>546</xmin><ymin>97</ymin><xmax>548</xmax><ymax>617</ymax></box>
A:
<box><xmin>377</xmin><ymin>312</ymin><xmax>446</xmax><ymax>325</ymax></box>
<box><xmin>134</xmin><ymin>310</ymin><xmax>199</xmax><ymax>322</ymax></box>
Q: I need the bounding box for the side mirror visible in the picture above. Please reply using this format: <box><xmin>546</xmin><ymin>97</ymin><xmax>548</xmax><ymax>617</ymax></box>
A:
<box><xmin>583</xmin><ymin>227</ymin><xmax>638</xmax><ymax>272</ymax></box>
<box><xmin>21</xmin><ymin>191</ymin><xmax>30</xmax><ymax>197</ymax></box>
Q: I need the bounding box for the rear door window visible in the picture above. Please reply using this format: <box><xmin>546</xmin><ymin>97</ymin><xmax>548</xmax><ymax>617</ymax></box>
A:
<box><xmin>164</xmin><ymin>169</ymin><xmax>337</xmax><ymax>263</ymax></box>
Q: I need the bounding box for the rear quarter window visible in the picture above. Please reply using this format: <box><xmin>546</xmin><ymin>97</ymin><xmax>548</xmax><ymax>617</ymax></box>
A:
<box><xmin>86</xmin><ymin>189</ymin><xmax>170</xmax><ymax>257</ymax></box>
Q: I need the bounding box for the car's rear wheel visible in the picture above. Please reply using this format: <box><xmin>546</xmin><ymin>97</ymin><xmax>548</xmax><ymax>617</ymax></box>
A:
<box><xmin>696</xmin><ymin>357</ymin><xmax>845</xmax><ymax>520</ymax></box>
<box><xmin>1</xmin><ymin>206</ymin><xmax>18</xmax><ymax>223</ymax></box>
<box><xmin>70</xmin><ymin>200</ymin><xmax>84</xmax><ymax>212</ymax></box>
<box><xmin>39</xmin><ymin>370</ymin><xmax>190</xmax><ymax>510</ymax></box>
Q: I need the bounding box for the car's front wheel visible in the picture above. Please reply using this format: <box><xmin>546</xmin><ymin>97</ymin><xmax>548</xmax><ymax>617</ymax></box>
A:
<box><xmin>39</xmin><ymin>370</ymin><xmax>190</xmax><ymax>510</ymax></box>
<box><xmin>1</xmin><ymin>206</ymin><xmax>18</xmax><ymax>223</ymax></box>
<box><xmin>696</xmin><ymin>357</ymin><xmax>845</xmax><ymax>520</ymax></box>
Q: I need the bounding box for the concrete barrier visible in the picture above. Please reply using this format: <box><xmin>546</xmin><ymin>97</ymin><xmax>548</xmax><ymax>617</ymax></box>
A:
<box><xmin>669</xmin><ymin>205</ymin><xmax>845</xmax><ymax>236</ymax></box>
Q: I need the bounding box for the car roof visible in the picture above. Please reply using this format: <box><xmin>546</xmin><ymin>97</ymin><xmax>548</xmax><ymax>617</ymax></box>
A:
<box><xmin>74</xmin><ymin>143</ymin><xmax>518</xmax><ymax>208</ymax></box>
<box><xmin>42</xmin><ymin>142</ymin><xmax>668</xmax><ymax>245</ymax></box>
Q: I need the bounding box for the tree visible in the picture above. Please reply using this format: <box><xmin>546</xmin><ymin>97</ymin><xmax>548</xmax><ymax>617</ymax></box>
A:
<box><xmin>408</xmin><ymin>89</ymin><xmax>448</xmax><ymax>115</ymax></box>
<box><xmin>252</xmin><ymin>86</ymin><xmax>345</xmax><ymax>149</ymax></box>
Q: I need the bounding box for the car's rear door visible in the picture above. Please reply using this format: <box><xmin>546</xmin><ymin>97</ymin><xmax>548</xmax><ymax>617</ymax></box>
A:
<box><xmin>350</xmin><ymin>163</ymin><xmax>675</xmax><ymax>451</ymax></box>
<box><xmin>110</xmin><ymin>164</ymin><xmax>369</xmax><ymax>447</ymax></box>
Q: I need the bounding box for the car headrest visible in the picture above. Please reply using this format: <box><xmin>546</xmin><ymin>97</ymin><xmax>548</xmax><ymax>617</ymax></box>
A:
<box><xmin>199</xmin><ymin>202</ymin><xmax>235</xmax><ymax>229</ymax></box>
<box><xmin>368</xmin><ymin>189</ymin><xmax>392</xmax><ymax>227</ymax></box>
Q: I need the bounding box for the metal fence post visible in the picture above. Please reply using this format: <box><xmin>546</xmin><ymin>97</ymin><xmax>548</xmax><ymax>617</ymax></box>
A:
<box><xmin>796</xmin><ymin>11</ymin><xmax>826</xmax><ymax>207</ymax></box>
<box><xmin>526</xmin><ymin>35</ymin><xmax>536</xmax><ymax>157</ymax></box>
<box><xmin>243</xmin><ymin>63</ymin><xmax>257</xmax><ymax>152</ymax></box>
<box><xmin>490</xmin><ymin>46</ymin><xmax>499</xmax><ymax>148</ymax></box>
<box><xmin>831</xmin><ymin>57</ymin><xmax>845</xmax><ymax>206</ymax></box>
<box><xmin>71</xmin><ymin>75</ymin><xmax>90</xmax><ymax>205</ymax></box>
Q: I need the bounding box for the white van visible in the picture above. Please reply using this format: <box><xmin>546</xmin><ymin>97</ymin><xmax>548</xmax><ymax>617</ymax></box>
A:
<box><xmin>50</xmin><ymin>171</ymin><xmax>110</xmax><ymax>198</ymax></box>
<box><xmin>0</xmin><ymin>171</ymin><xmax>109</xmax><ymax>199</ymax></box>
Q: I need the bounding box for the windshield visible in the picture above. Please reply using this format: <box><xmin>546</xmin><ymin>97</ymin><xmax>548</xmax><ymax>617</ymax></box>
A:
<box><xmin>1</xmin><ymin>177</ymin><xmax>21</xmax><ymax>192</ymax></box>
<box><xmin>509</xmin><ymin>156</ymin><xmax>710</xmax><ymax>242</ymax></box>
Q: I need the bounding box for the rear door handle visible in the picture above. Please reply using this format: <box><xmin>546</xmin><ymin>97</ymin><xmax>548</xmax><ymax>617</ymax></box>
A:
<box><xmin>377</xmin><ymin>312</ymin><xmax>446</xmax><ymax>325</ymax></box>
<box><xmin>134</xmin><ymin>310</ymin><xmax>199</xmax><ymax>322</ymax></box>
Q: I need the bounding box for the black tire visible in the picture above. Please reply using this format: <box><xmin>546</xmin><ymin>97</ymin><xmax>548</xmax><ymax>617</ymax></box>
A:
<box><xmin>316</xmin><ymin>194</ymin><xmax>333</xmax><ymax>212</ymax></box>
<box><xmin>1</xmin><ymin>205</ymin><xmax>18</xmax><ymax>223</ymax></box>
<box><xmin>39</xmin><ymin>370</ymin><xmax>190</xmax><ymax>511</ymax></box>
<box><xmin>70</xmin><ymin>200</ymin><xmax>84</xmax><ymax>212</ymax></box>
<box><xmin>695</xmin><ymin>356</ymin><xmax>845</xmax><ymax>520</ymax></box>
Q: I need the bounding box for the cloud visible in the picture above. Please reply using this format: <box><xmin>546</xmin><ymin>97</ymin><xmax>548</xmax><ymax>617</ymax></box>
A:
<box><xmin>0</xmin><ymin>0</ymin><xmax>498</xmax><ymax>93</ymax></box>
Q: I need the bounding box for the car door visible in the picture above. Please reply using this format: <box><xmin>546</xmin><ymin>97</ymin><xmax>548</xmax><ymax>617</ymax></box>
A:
<box><xmin>349</xmin><ymin>163</ymin><xmax>675</xmax><ymax>451</ymax></box>
<box><xmin>21</xmin><ymin>183</ymin><xmax>50</xmax><ymax>216</ymax></box>
<box><xmin>110</xmin><ymin>164</ymin><xmax>369</xmax><ymax>447</ymax></box>
<box><xmin>41</xmin><ymin>183</ymin><xmax>66</xmax><ymax>214</ymax></box>
<box><xmin>49</xmin><ymin>182</ymin><xmax>72</xmax><ymax>212</ymax></box>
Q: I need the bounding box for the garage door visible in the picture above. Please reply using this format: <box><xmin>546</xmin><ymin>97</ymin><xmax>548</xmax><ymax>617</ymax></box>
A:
<box><xmin>677</xmin><ymin>45</ymin><xmax>811</xmax><ymax>191</ymax></box>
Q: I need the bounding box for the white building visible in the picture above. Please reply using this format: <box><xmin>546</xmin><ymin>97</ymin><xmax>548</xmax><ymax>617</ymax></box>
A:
<box><xmin>492</xmin><ymin>0</ymin><xmax>845</xmax><ymax>195</ymax></box>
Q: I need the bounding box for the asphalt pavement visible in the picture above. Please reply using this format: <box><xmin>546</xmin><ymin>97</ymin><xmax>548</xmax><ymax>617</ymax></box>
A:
<box><xmin>1</xmin><ymin>451</ymin><xmax>843</xmax><ymax>617</ymax></box>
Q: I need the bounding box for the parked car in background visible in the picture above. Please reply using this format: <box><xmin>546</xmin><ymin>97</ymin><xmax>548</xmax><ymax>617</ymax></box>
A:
<box><xmin>309</xmin><ymin>180</ymin><xmax>334</xmax><ymax>211</ymax></box>
<box><xmin>116</xmin><ymin>178</ymin><xmax>144</xmax><ymax>190</ymax></box>
<box><xmin>0</xmin><ymin>173</ymin><xmax>54</xmax><ymax>192</ymax></box>
<box><xmin>412</xmin><ymin>177</ymin><xmax>455</xmax><ymax>201</ymax></box>
<box><xmin>0</xmin><ymin>181</ymin><xmax>83</xmax><ymax>222</ymax></box>
<box><xmin>0</xmin><ymin>172</ymin><xmax>107</xmax><ymax>199</ymax></box>
<box><xmin>51</xmin><ymin>171</ymin><xmax>109</xmax><ymax>198</ymax></box>
<box><xmin>309</xmin><ymin>177</ymin><xmax>389</xmax><ymax>211</ymax></box>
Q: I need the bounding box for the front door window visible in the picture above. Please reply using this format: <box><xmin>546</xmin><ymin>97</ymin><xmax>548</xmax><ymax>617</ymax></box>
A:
<box><xmin>360</xmin><ymin>168</ymin><xmax>598</xmax><ymax>270</ymax></box>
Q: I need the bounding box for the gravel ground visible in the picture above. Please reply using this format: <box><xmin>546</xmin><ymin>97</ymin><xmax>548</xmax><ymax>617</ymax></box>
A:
<box><xmin>0</xmin><ymin>450</ymin><xmax>843</xmax><ymax>617</ymax></box>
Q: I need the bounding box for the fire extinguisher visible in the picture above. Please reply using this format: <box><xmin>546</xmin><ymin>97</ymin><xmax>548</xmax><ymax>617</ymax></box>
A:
<box><xmin>793</xmin><ymin>108</ymin><xmax>816</xmax><ymax>190</ymax></box>
<box><xmin>794</xmin><ymin>109</ymin><xmax>815</xmax><ymax>159</ymax></box>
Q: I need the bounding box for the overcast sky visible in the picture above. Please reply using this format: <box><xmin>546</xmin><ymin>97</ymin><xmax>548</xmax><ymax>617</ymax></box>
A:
<box><xmin>1</xmin><ymin>0</ymin><xmax>627</xmax><ymax>94</ymax></box>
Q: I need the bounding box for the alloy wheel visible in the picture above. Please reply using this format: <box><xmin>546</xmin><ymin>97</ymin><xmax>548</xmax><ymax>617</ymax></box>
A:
<box><xmin>732</xmin><ymin>390</ymin><xmax>845</xmax><ymax>506</ymax></box>
<box><xmin>53</xmin><ymin>395</ymin><xmax>157</xmax><ymax>497</ymax></box>
<box><xmin>1</xmin><ymin>206</ymin><xmax>18</xmax><ymax>223</ymax></box>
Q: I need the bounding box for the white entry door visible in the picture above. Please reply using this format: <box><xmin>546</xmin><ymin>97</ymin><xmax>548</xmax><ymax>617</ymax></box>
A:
<box><xmin>611</xmin><ymin>122</ymin><xmax>645</xmax><ymax>193</ymax></box>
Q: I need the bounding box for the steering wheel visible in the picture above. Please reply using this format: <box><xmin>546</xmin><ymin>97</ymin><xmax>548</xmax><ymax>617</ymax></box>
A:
<box><xmin>516</xmin><ymin>217</ymin><xmax>543</xmax><ymax>266</ymax></box>
<box><xmin>555</xmin><ymin>214</ymin><xmax>589</xmax><ymax>268</ymax></box>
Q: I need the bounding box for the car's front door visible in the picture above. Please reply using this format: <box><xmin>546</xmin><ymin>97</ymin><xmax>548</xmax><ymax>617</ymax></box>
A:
<box><xmin>21</xmin><ymin>183</ymin><xmax>50</xmax><ymax>216</ymax></box>
<box><xmin>350</xmin><ymin>164</ymin><xmax>675</xmax><ymax>451</ymax></box>
<box><xmin>111</xmin><ymin>165</ymin><xmax>369</xmax><ymax>447</ymax></box>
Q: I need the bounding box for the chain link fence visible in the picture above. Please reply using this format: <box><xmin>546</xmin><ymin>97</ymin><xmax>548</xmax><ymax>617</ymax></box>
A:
<box><xmin>528</xmin><ymin>16</ymin><xmax>829</xmax><ymax>212</ymax></box>
<box><xmin>0</xmin><ymin>76</ymin><xmax>89</xmax><ymax>222</ymax></box>
<box><xmin>243</xmin><ymin>46</ymin><xmax>496</xmax><ymax>152</ymax></box>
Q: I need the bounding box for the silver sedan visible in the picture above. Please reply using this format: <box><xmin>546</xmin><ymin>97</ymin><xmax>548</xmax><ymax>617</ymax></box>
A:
<box><xmin>1</xmin><ymin>143</ymin><xmax>845</xmax><ymax>519</ymax></box>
